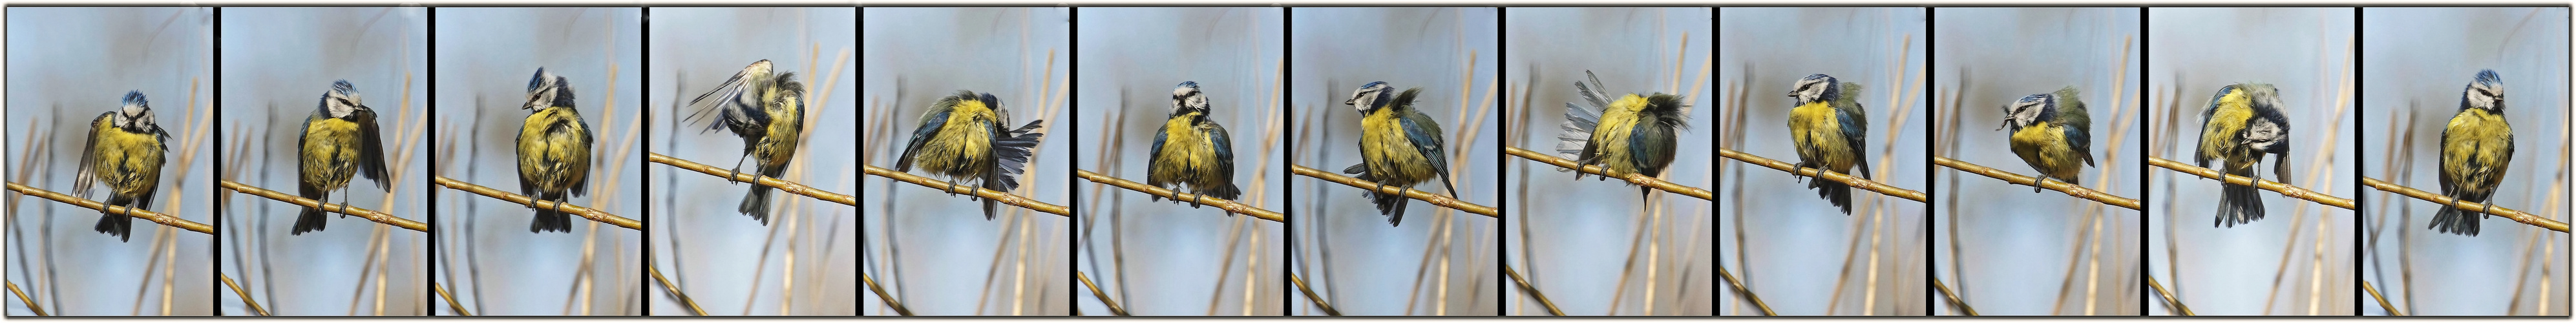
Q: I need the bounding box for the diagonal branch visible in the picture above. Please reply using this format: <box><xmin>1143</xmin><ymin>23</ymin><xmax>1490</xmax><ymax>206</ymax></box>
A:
<box><xmin>216</xmin><ymin>180</ymin><xmax>427</xmax><ymax>233</ymax></box>
<box><xmin>1286</xmin><ymin>165</ymin><xmax>1497</xmax><ymax>217</ymax></box>
<box><xmin>1717</xmin><ymin>265</ymin><xmax>1775</xmax><ymax>316</ymax></box>
<box><xmin>861</xmin><ymin>271</ymin><xmax>913</xmax><ymax>316</ymax></box>
<box><xmin>647</xmin><ymin>153</ymin><xmax>852</xmax><ymax>205</ymax></box>
<box><xmin>1932</xmin><ymin>156</ymin><xmax>2141</xmax><ymax>210</ymax></box>
<box><xmin>1071</xmin><ymin>169</ymin><xmax>1282</xmax><ymax>223</ymax></box>
<box><xmin>1075</xmin><ymin>271</ymin><xmax>1128</xmax><ymax>316</ymax></box>
<box><xmin>8</xmin><ymin>280</ymin><xmax>45</xmax><ymax>316</ymax></box>
<box><xmin>1716</xmin><ymin>149</ymin><xmax>1927</xmax><ymax>202</ymax></box>
<box><xmin>1933</xmin><ymin>276</ymin><xmax>1977</xmax><ymax>315</ymax></box>
<box><xmin>2363</xmin><ymin>280</ymin><xmax>2403</xmax><ymax>316</ymax></box>
<box><xmin>646</xmin><ymin>264</ymin><xmax>702</xmax><ymax>316</ymax></box>
<box><xmin>863</xmin><ymin>165</ymin><xmax>1070</xmax><ymax>216</ymax></box>
<box><xmin>433</xmin><ymin>282</ymin><xmax>470</xmax><ymax>316</ymax></box>
<box><xmin>2361</xmin><ymin>177</ymin><xmax>2568</xmax><ymax>233</ymax></box>
<box><xmin>5</xmin><ymin>182</ymin><xmax>213</xmax><ymax>234</ymax></box>
<box><xmin>1501</xmin><ymin>147</ymin><xmax>1712</xmax><ymax>201</ymax></box>
<box><xmin>1502</xmin><ymin>265</ymin><xmax>1563</xmax><ymax>316</ymax></box>
<box><xmin>428</xmin><ymin>176</ymin><xmax>641</xmax><ymax>230</ymax></box>
<box><xmin>2149</xmin><ymin>275</ymin><xmax>2193</xmax><ymax>315</ymax></box>
<box><xmin>220</xmin><ymin>273</ymin><xmax>268</xmax><ymax>316</ymax></box>
<box><xmin>1288</xmin><ymin>272</ymin><xmax>1340</xmax><ymax>316</ymax></box>
<box><xmin>2146</xmin><ymin>157</ymin><xmax>2355</xmax><ymax>210</ymax></box>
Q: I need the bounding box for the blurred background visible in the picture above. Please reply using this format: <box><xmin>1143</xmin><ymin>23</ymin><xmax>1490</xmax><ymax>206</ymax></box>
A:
<box><xmin>1928</xmin><ymin>8</ymin><xmax>2142</xmax><ymax>316</ymax></box>
<box><xmin>2144</xmin><ymin>7</ymin><xmax>2356</xmax><ymax>317</ymax></box>
<box><xmin>861</xmin><ymin>7</ymin><xmax>1072</xmax><ymax>316</ymax></box>
<box><xmin>2359</xmin><ymin>7</ymin><xmax>2569</xmax><ymax>317</ymax></box>
<box><xmin>1070</xmin><ymin>7</ymin><xmax>1283</xmax><ymax>317</ymax></box>
<box><xmin>216</xmin><ymin>7</ymin><xmax>428</xmax><ymax>316</ymax></box>
<box><xmin>1717</xmin><ymin>7</ymin><xmax>1928</xmax><ymax>316</ymax></box>
<box><xmin>3</xmin><ymin>6</ymin><xmax>215</xmax><ymax>317</ymax></box>
<box><xmin>646</xmin><ymin>7</ymin><xmax>856</xmax><ymax>317</ymax></box>
<box><xmin>1287</xmin><ymin>7</ymin><xmax>1499</xmax><ymax>317</ymax></box>
<box><xmin>1500</xmin><ymin>7</ymin><xmax>1712</xmax><ymax>317</ymax></box>
<box><xmin>430</xmin><ymin>7</ymin><xmax>644</xmax><ymax>316</ymax></box>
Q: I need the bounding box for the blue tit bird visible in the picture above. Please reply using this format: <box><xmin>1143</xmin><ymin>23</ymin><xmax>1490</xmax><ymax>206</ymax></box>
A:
<box><xmin>1998</xmin><ymin>87</ymin><xmax>2095</xmax><ymax>193</ymax></box>
<box><xmin>74</xmin><ymin>91</ymin><xmax>171</xmax><ymax>242</ymax></box>
<box><xmin>1784</xmin><ymin>74</ymin><xmax>1872</xmax><ymax>214</ymax></box>
<box><xmin>516</xmin><ymin>68</ymin><xmax>595</xmax><ymax>233</ymax></box>
<box><xmin>684</xmin><ymin>59</ymin><xmax>807</xmax><ymax>224</ymax></box>
<box><xmin>1555</xmin><ymin>70</ymin><xmax>1690</xmax><ymax>203</ymax></box>
<box><xmin>894</xmin><ymin>90</ymin><xmax>1046</xmax><ymax>220</ymax></box>
<box><xmin>2194</xmin><ymin>83</ymin><xmax>2292</xmax><ymax>227</ymax></box>
<box><xmin>2431</xmin><ymin>70</ymin><xmax>2512</xmax><ymax>236</ymax></box>
<box><xmin>291</xmin><ymin>80</ymin><xmax>392</xmax><ymax>234</ymax></box>
<box><xmin>1146</xmin><ymin>81</ymin><xmax>1241</xmax><ymax>210</ymax></box>
<box><xmin>1338</xmin><ymin>81</ymin><xmax>1460</xmax><ymax>226</ymax></box>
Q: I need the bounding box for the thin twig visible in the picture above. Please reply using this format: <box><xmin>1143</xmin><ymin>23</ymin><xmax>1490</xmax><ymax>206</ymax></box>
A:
<box><xmin>5</xmin><ymin>182</ymin><xmax>213</xmax><ymax>234</ymax></box>
<box><xmin>1932</xmin><ymin>277</ymin><xmax>1976</xmax><ymax>316</ymax></box>
<box><xmin>2148</xmin><ymin>275</ymin><xmax>2193</xmax><ymax>315</ymax></box>
<box><xmin>8</xmin><ymin>280</ymin><xmax>45</xmax><ymax>316</ymax></box>
<box><xmin>220</xmin><ymin>274</ymin><xmax>268</xmax><ymax>316</ymax></box>
<box><xmin>863</xmin><ymin>165</ymin><xmax>1070</xmax><ymax>216</ymax></box>
<box><xmin>428</xmin><ymin>176</ymin><xmax>640</xmax><ymax>230</ymax></box>
<box><xmin>216</xmin><ymin>180</ymin><xmax>427</xmax><ymax>233</ymax></box>
<box><xmin>1931</xmin><ymin>156</ymin><xmax>2142</xmax><ymax>210</ymax></box>
<box><xmin>1502</xmin><ymin>265</ymin><xmax>1562</xmax><ymax>316</ymax></box>
<box><xmin>1075</xmin><ymin>271</ymin><xmax>1128</xmax><ymax>316</ymax></box>
<box><xmin>2146</xmin><ymin>157</ymin><xmax>2356</xmax><ymax>210</ymax></box>
<box><xmin>648</xmin><ymin>153</ymin><xmax>852</xmax><ymax>205</ymax></box>
<box><xmin>861</xmin><ymin>271</ymin><xmax>913</xmax><ymax>316</ymax></box>
<box><xmin>2360</xmin><ymin>177</ymin><xmax>2569</xmax><ymax>233</ymax></box>
<box><xmin>1071</xmin><ymin>169</ymin><xmax>1283</xmax><ymax>222</ymax></box>
<box><xmin>2363</xmin><ymin>280</ymin><xmax>2402</xmax><ymax>316</ymax></box>
<box><xmin>1286</xmin><ymin>165</ymin><xmax>1497</xmax><ymax>217</ymax></box>
<box><xmin>1501</xmin><ymin>147</ymin><xmax>1713</xmax><ymax>201</ymax></box>
<box><xmin>1715</xmin><ymin>149</ymin><xmax>1927</xmax><ymax>202</ymax></box>
<box><xmin>432</xmin><ymin>282</ymin><xmax>470</xmax><ymax>316</ymax></box>
<box><xmin>647</xmin><ymin>265</ymin><xmax>705</xmax><ymax>316</ymax></box>
<box><xmin>1288</xmin><ymin>272</ymin><xmax>1339</xmax><ymax>316</ymax></box>
<box><xmin>1717</xmin><ymin>265</ymin><xmax>1773</xmax><ymax>316</ymax></box>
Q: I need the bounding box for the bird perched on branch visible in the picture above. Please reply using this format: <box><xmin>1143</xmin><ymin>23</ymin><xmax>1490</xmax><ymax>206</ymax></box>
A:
<box><xmin>2194</xmin><ymin>83</ymin><xmax>2292</xmax><ymax>227</ymax></box>
<box><xmin>685</xmin><ymin>59</ymin><xmax>806</xmax><ymax>224</ymax></box>
<box><xmin>2433</xmin><ymin>70</ymin><xmax>2513</xmax><ymax>236</ymax></box>
<box><xmin>1998</xmin><ymin>87</ymin><xmax>2094</xmax><ymax>193</ymax></box>
<box><xmin>896</xmin><ymin>90</ymin><xmax>1046</xmax><ymax>220</ymax></box>
<box><xmin>293</xmin><ymin>80</ymin><xmax>391</xmax><ymax>234</ymax></box>
<box><xmin>1340</xmin><ymin>81</ymin><xmax>1459</xmax><ymax>226</ymax></box>
<box><xmin>1556</xmin><ymin>70</ymin><xmax>1689</xmax><ymax>203</ymax></box>
<box><xmin>1784</xmin><ymin>74</ymin><xmax>1870</xmax><ymax>214</ymax></box>
<box><xmin>75</xmin><ymin>91</ymin><xmax>171</xmax><ymax>242</ymax></box>
<box><xmin>1146</xmin><ymin>81</ymin><xmax>1241</xmax><ymax>210</ymax></box>
<box><xmin>516</xmin><ymin>68</ymin><xmax>595</xmax><ymax>233</ymax></box>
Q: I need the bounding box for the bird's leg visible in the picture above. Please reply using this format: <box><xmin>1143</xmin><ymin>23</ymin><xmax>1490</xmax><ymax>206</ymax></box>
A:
<box><xmin>728</xmin><ymin>154</ymin><xmax>751</xmax><ymax>184</ymax></box>
<box><xmin>2032</xmin><ymin>177</ymin><xmax>2047</xmax><ymax>193</ymax></box>
<box><xmin>338</xmin><ymin>191</ymin><xmax>354</xmax><ymax>217</ymax></box>
<box><xmin>1189</xmin><ymin>193</ymin><xmax>1205</xmax><ymax>209</ymax></box>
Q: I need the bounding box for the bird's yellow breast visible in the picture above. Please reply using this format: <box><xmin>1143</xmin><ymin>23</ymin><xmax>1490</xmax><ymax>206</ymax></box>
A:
<box><xmin>518</xmin><ymin>106</ymin><xmax>592</xmax><ymax>191</ymax></box>
<box><xmin>1359</xmin><ymin>108</ymin><xmax>1434</xmax><ymax>185</ymax></box>
<box><xmin>1788</xmin><ymin>100</ymin><xmax>1856</xmax><ymax>172</ymax></box>
<box><xmin>1149</xmin><ymin>113</ymin><xmax>1222</xmax><ymax>184</ymax></box>
<box><xmin>2199</xmin><ymin>89</ymin><xmax>2253</xmax><ymax>165</ymax></box>
<box><xmin>302</xmin><ymin>116</ymin><xmax>365</xmax><ymax>188</ymax></box>
<box><xmin>1590</xmin><ymin>94</ymin><xmax>1649</xmax><ymax>174</ymax></box>
<box><xmin>90</xmin><ymin>122</ymin><xmax>165</xmax><ymax>196</ymax></box>
<box><xmin>916</xmin><ymin>99</ymin><xmax>997</xmax><ymax>176</ymax></box>
<box><xmin>2009</xmin><ymin>121</ymin><xmax>2082</xmax><ymax>180</ymax></box>
<box><xmin>2442</xmin><ymin>108</ymin><xmax>2513</xmax><ymax>188</ymax></box>
<box><xmin>758</xmin><ymin>96</ymin><xmax>805</xmax><ymax>168</ymax></box>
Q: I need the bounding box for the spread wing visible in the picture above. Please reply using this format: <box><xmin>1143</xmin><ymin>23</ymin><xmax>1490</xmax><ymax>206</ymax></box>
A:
<box><xmin>72</xmin><ymin>112</ymin><xmax>112</xmax><ymax>198</ymax></box>
<box><xmin>355</xmin><ymin>109</ymin><xmax>392</xmax><ymax>190</ymax></box>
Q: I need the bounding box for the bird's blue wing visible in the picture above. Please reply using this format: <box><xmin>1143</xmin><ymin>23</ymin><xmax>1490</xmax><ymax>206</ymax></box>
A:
<box><xmin>1837</xmin><ymin>103</ymin><xmax>1872</xmax><ymax>179</ymax></box>
<box><xmin>1210</xmin><ymin>123</ymin><xmax>1236</xmax><ymax>178</ymax></box>
<box><xmin>1400</xmin><ymin>112</ymin><xmax>1462</xmax><ymax>196</ymax></box>
<box><xmin>894</xmin><ymin>109</ymin><xmax>953</xmax><ymax>171</ymax></box>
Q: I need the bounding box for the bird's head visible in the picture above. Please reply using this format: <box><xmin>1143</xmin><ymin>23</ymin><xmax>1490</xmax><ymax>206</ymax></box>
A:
<box><xmin>1788</xmin><ymin>74</ymin><xmax>1837</xmax><ymax>103</ymax></box>
<box><xmin>1344</xmin><ymin>81</ymin><xmax>1391</xmax><ymax>113</ymax></box>
<box><xmin>321</xmin><ymin>79</ymin><xmax>368</xmax><ymax>118</ymax></box>
<box><xmin>2465</xmin><ymin>69</ymin><xmax>2504</xmax><ymax>112</ymax></box>
<box><xmin>1172</xmin><ymin>81</ymin><xmax>1209</xmax><ymax>115</ymax></box>
<box><xmin>523</xmin><ymin>68</ymin><xmax>575</xmax><ymax>110</ymax></box>
<box><xmin>115</xmin><ymin>90</ymin><xmax>157</xmax><ymax>131</ymax></box>
<box><xmin>2000</xmin><ymin>93</ymin><xmax>2052</xmax><ymax>132</ymax></box>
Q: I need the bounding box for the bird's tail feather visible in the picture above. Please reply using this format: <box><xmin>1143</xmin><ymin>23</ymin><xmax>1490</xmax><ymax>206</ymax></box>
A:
<box><xmin>293</xmin><ymin>207</ymin><xmax>328</xmax><ymax>234</ymax></box>
<box><xmin>1810</xmin><ymin>179</ymin><xmax>1853</xmax><ymax>215</ymax></box>
<box><xmin>740</xmin><ymin>185</ymin><xmax>774</xmax><ymax>223</ymax></box>
<box><xmin>532</xmin><ymin>195</ymin><xmax>573</xmax><ymax>233</ymax></box>
<box><xmin>2429</xmin><ymin>202</ymin><xmax>2484</xmax><ymax>236</ymax></box>
<box><xmin>2215</xmin><ymin>182</ymin><xmax>2265</xmax><ymax>227</ymax></box>
<box><xmin>96</xmin><ymin>198</ymin><xmax>134</xmax><ymax>242</ymax></box>
<box><xmin>1344</xmin><ymin>163</ymin><xmax>1408</xmax><ymax>226</ymax></box>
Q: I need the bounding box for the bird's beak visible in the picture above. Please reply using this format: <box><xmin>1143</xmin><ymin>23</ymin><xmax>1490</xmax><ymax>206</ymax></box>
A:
<box><xmin>1343</xmin><ymin>98</ymin><xmax>1356</xmax><ymax>105</ymax></box>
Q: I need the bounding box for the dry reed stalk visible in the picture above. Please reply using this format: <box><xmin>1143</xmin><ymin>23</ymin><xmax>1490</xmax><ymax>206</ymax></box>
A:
<box><xmin>2147</xmin><ymin>158</ymin><xmax>2356</xmax><ymax>209</ymax></box>
<box><xmin>647</xmin><ymin>154</ymin><xmax>854</xmax><ymax>205</ymax></box>
<box><xmin>2148</xmin><ymin>275</ymin><xmax>2191</xmax><ymax>315</ymax></box>
<box><xmin>1716</xmin><ymin>150</ymin><xmax>1928</xmax><ymax>202</ymax></box>
<box><xmin>863</xmin><ymin>166</ymin><xmax>1071</xmax><ymax>216</ymax></box>
<box><xmin>1931</xmin><ymin>158</ymin><xmax>2141</xmax><ymax>209</ymax></box>
<box><xmin>3</xmin><ymin>183</ymin><xmax>213</xmax><ymax>234</ymax></box>
<box><xmin>1287</xmin><ymin>165</ymin><xmax>1498</xmax><ymax>216</ymax></box>
<box><xmin>1717</xmin><ymin>265</ymin><xmax>1773</xmax><ymax>315</ymax></box>
<box><xmin>428</xmin><ymin>177</ymin><xmax>641</xmax><ymax>229</ymax></box>
<box><xmin>1075</xmin><ymin>271</ymin><xmax>1127</xmax><ymax>316</ymax></box>
<box><xmin>1503</xmin><ymin>148</ymin><xmax>1711</xmax><ymax>200</ymax></box>
<box><xmin>1503</xmin><ymin>265</ymin><xmax>1562</xmax><ymax>315</ymax></box>
<box><xmin>1073</xmin><ymin>171</ymin><xmax>1283</xmax><ymax>222</ymax></box>
<box><xmin>216</xmin><ymin>181</ymin><xmax>427</xmax><ymax>231</ymax></box>
<box><xmin>218</xmin><ymin>275</ymin><xmax>263</xmax><ymax>316</ymax></box>
<box><xmin>1288</xmin><ymin>273</ymin><xmax>1338</xmax><ymax>315</ymax></box>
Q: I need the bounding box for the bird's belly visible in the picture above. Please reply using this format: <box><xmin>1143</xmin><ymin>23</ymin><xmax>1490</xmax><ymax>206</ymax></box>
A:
<box><xmin>1788</xmin><ymin>102</ymin><xmax>1855</xmax><ymax>171</ymax></box>
<box><xmin>918</xmin><ymin>121</ymin><xmax>995</xmax><ymax>178</ymax></box>
<box><xmin>95</xmin><ymin>129</ymin><xmax>165</xmax><ymax>196</ymax></box>
<box><xmin>2010</xmin><ymin>123</ymin><xmax>2080</xmax><ymax>180</ymax></box>
<box><xmin>1360</xmin><ymin>118</ymin><xmax>1433</xmax><ymax>186</ymax></box>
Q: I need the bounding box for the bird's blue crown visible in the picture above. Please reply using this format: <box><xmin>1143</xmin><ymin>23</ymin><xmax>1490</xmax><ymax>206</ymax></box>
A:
<box><xmin>1177</xmin><ymin>81</ymin><xmax>1201</xmax><ymax>89</ymax></box>
<box><xmin>2473</xmin><ymin>69</ymin><xmax>2502</xmax><ymax>87</ymax></box>
<box><xmin>121</xmin><ymin>91</ymin><xmax>148</xmax><ymax>107</ymax></box>
<box><xmin>332</xmin><ymin>79</ymin><xmax>359</xmax><ymax>94</ymax></box>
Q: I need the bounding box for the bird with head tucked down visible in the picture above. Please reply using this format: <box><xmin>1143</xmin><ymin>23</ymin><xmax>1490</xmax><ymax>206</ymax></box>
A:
<box><xmin>1340</xmin><ymin>81</ymin><xmax>1459</xmax><ymax>226</ymax></box>
<box><xmin>1998</xmin><ymin>87</ymin><xmax>2094</xmax><ymax>193</ymax></box>
<box><xmin>2195</xmin><ymin>83</ymin><xmax>2292</xmax><ymax>227</ymax></box>
<box><xmin>686</xmin><ymin>59</ymin><xmax>807</xmax><ymax>224</ymax></box>
<box><xmin>76</xmin><ymin>91</ymin><xmax>172</xmax><ymax>242</ymax></box>
<box><xmin>1784</xmin><ymin>74</ymin><xmax>1871</xmax><ymax>214</ymax></box>
<box><xmin>1146</xmin><ymin>81</ymin><xmax>1241</xmax><ymax>211</ymax></box>
<box><xmin>896</xmin><ymin>90</ymin><xmax>1046</xmax><ymax>220</ymax></box>
<box><xmin>293</xmin><ymin>80</ymin><xmax>391</xmax><ymax>234</ymax></box>
<box><xmin>1556</xmin><ymin>70</ymin><xmax>1689</xmax><ymax>203</ymax></box>
<box><xmin>516</xmin><ymin>68</ymin><xmax>595</xmax><ymax>233</ymax></box>
<box><xmin>2431</xmin><ymin>70</ymin><xmax>2513</xmax><ymax>236</ymax></box>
